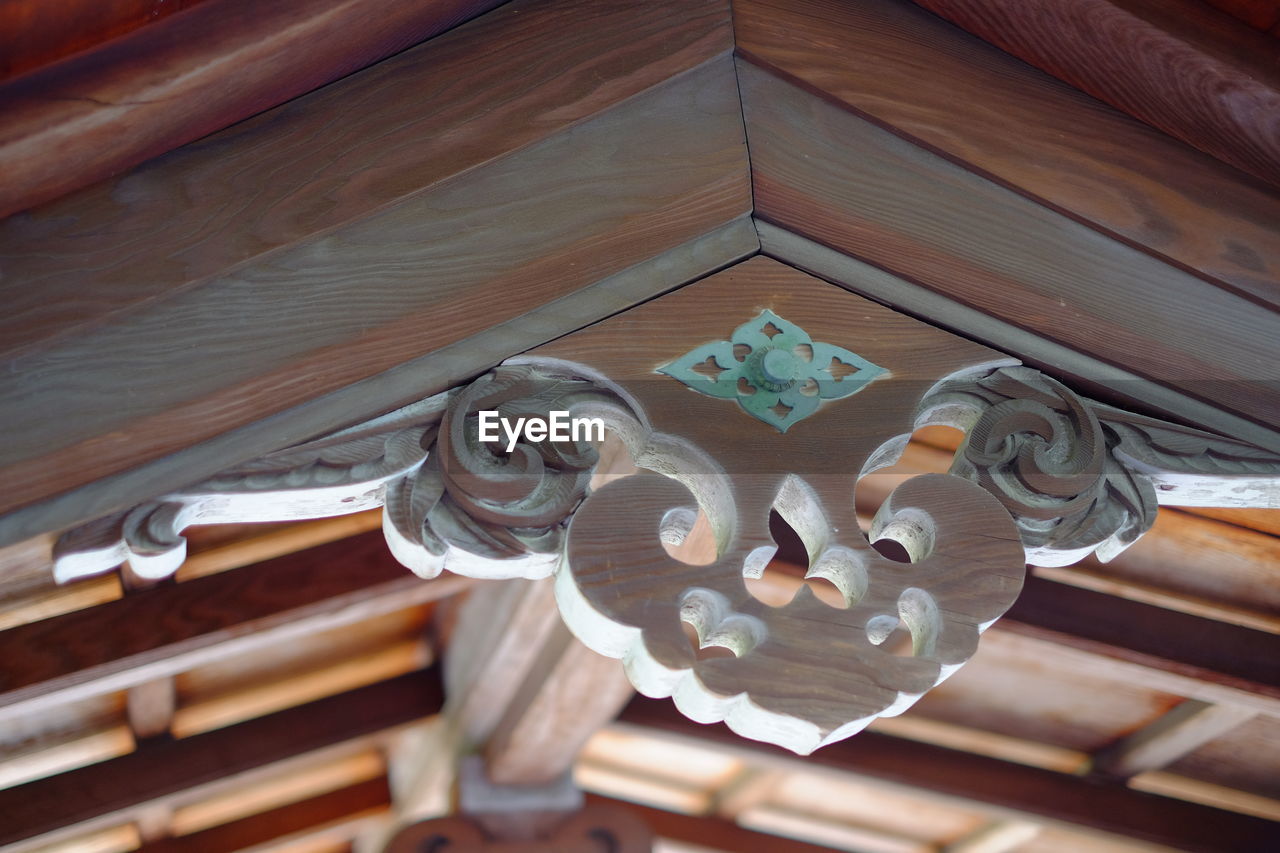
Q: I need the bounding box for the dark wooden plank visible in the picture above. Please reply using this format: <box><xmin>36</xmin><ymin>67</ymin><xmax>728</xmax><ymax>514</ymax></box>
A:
<box><xmin>908</xmin><ymin>0</ymin><xmax>1280</xmax><ymax>189</ymax></box>
<box><xmin>0</xmin><ymin>0</ymin><xmax>206</xmax><ymax>81</ymax></box>
<box><xmin>135</xmin><ymin>777</ymin><xmax>391</xmax><ymax>853</ymax></box>
<box><xmin>0</xmin><ymin>49</ymin><xmax>750</xmax><ymax>528</ymax></box>
<box><xmin>0</xmin><ymin>530</ymin><xmax>470</xmax><ymax>723</ymax></box>
<box><xmin>740</xmin><ymin>61</ymin><xmax>1280</xmax><ymax>433</ymax></box>
<box><xmin>1000</xmin><ymin>576</ymin><xmax>1280</xmax><ymax>709</ymax></box>
<box><xmin>0</xmin><ymin>0</ymin><xmax>732</xmax><ymax>360</ymax></box>
<box><xmin>0</xmin><ymin>218</ymin><xmax>756</xmax><ymax>549</ymax></box>
<box><xmin>0</xmin><ymin>0</ymin><xmax>507</xmax><ymax>218</ymax></box>
<box><xmin>1202</xmin><ymin>0</ymin><xmax>1280</xmax><ymax>31</ymax></box>
<box><xmin>733</xmin><ymin>0</ymin><xmax>1280</xmax><ymax>309</ymax></box>
<box><xmin>0</xmin><ymin>669</ymin><xmax>441</xmax><ymax>849</ymax></box>
<box><xmin>617</xmin><ymin>698</ymin><xmax>1280</xmax><ymax>852</ymax></box>
<box><xmin>582</xmin><ymin>794</ymin><xmax>850</xmax><ymax>853</ymax></box>
<box><xmin>757</xmin><ymin>223</ymin><xmax>1280</xmax><ymax>454</ymax></box>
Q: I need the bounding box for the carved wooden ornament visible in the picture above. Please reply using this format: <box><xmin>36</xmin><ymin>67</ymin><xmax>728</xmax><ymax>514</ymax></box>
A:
<box><xmin>50</xmin><ymin>258</ymin><xmax>1280</xmax><ymax>755</ymax></box>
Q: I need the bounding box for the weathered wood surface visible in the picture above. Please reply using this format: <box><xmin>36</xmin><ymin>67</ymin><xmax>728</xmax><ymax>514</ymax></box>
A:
<box><xmin>740</xmin><ymin>62</ymin><xmax>1280</xmax><ymax>433</ymax></box>
<box><xmin>536</xmin><ymin>256</ymin><xmax>1028</xmax><ymax>752</ymax></box>
<box><xmin>617</xmin><ymin>698</ymin><xmax>1280</xmax><ymax>852</ymax></box>
<box><xmin>734</xmin><ymin>0</ymin><xmax>1280</xmax><ymax>309</ymax></box>
<box><xmin>0</xmin><ymin>0</ymin><xmax>207</xmax><ymax>81</ymax></box>
<box><xmin>999</xmin><ymin>577</ymin><xmax>1280</xmax><ymax>715</ymax></box>
<box><xmin>0</xmin><ymin>43</ymin><xmax>752</xmax><ymax>544</ymax></box>
<box><xmin>582</xmin><ymin>794</ymin><xmax>851</xmax><ymax>853</ymax></box>
<box><xmin>1202</xmin><ymin>0</ymin><xmax>1280</xmax><ymax>31</ymax></box>
<box><xmin>1089</xmin><ymin>700</ymin><xmax>1258</xmax><ymax>779</ymax></box>
<box><xmin>908</xmin><ymin>0</ymin><xmax>1280</xmax><ymax>189</ymax></box>
<box><xmin>484</xmin><ymin>623</ymin><xmax>634</xmax><ymax>785</ymax></box>
<box><xmin>0</xmin><ymin>530</ymin><xmax>470</xmax><ymax>723</ymax></box>
<box><xmin>757</xmin><ymin>224</ymin><xmax>1280</xmax><ymax>455</ymax></box>
<box><xmin>0</xmin><ymin>0</ymin><xmax>508</xmax><ymax>218</ymax></box>
<box><xmin>134</xmin><ymin>777</ymin><xmax>390</xmax><ymax>853</ymax></box>
<box><xmin>0</xmin><ymin>670</ymin><xmax>442</xmax><ymax>851</ymax></box>
<box><xmin>0</xmin><ymin>0</ymin><xmax>731</xmax><ymax>359</ymax></box>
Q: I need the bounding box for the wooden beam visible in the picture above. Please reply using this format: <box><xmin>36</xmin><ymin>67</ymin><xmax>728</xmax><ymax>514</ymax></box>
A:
<box><xmin>616</xmin><ymin>698</ymin><xmax>1280</xmax><ymax>852</ymax></box>
<box><xmin>907</xmin><ymin>0</ymin><xmax>1280</xmax><ymax>189</ymax></box>
<box><xmin>0</xmin><ymin>0</ymin><xmax>506</xmax><ymax>217</ymax></box>
<box><xmin>484</xmin><ymin>623</ymin><xmax>634</xmax><ymax>785</ymax></box>
<box><xmin>740</xmin><ymin>60</ymin><xmax>1280</xmax><ymax>435</ymax></box>
<box><xmin>583</xmin><ymin>793</ymin><xmax>852</xmax><ymax>853</ymax></box>
<box><xmin>134</xmin><ymin>777</ymin><xmax>390</xmax><ymax>853</ymax></box>
<box><xmin>0</xmin><ymin>530</ymin><xmax>470</xmax><ymax>724</ymax></box>
<box><xmin>757</xmin><ymin>223</ymin><xmax>1280</xmax><ymax>456</ymax></box>
<box><xmin>0</xmin><ymin>0</ymin><xmax>751</xmax><ymax>546</ymax></box>
<box><xmin>1090</xmin><ymin>700</ymin><xmax>1259</xmax><ymax>779</ymax></box>
<box><xmin>0</xmin><ymin>669</ymin><xmax>442</xmax><ymax>851</ymax></box>
<box><xmin>998</xmin><ymin>577</ymin><xmax>1280</xmax><ymax>714</ymax></box>
<box><xmin>734</xmin><ymin>0</ymin><xmax>1280</xmax><ymax>310</ymax></box>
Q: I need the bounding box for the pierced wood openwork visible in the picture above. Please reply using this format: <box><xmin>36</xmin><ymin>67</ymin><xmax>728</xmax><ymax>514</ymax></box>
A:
<box><xmin>50</xmin><ymin>259</ymin><xmax>1280</xmax><ymax>754</ymax></box>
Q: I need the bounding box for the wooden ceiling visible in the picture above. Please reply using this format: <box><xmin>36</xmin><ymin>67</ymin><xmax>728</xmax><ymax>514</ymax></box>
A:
<box><xmin>0</xmin><ymin>0</ymin><xmax>1277</xmax><ymax>851</ymax></box>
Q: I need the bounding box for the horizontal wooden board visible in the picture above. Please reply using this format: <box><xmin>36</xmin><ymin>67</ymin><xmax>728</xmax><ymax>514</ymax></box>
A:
<box><xmin>908</xmin><ymin>0</ymin><xmax>1280</xmax><ymax>188</ymax></box>
<box><xmin>0</xmin><ymin>0</ymin><xmax>508</xmax><ymax>217</ymax></box>
<box><xmin>0</xmin><ymin>670</ymin><xmax>442</xmax><ymax>850</ymax></box>
<box><xmin>0</xmin><ymin>53</ymin><xmax>751</xmax><ymax>532</ymax></box>
<box><xmin>135</xmin><ymin>777</ymin><xmax>390</xmax><ymax>853</ymax></box>
<box><xmin>0</xmin><ymin>218</ymin><xmax>755</xmax><ymax>549</ymax></box>
<box><xmin>999</xmin><ymin>577</ymin><xmax>1280</xmax><ymax>714</ymax></box>
<box><xmin>1164</xmin><ymin>714</ymin><xmax>1280</xmax><ymax>801</ymax></box>
<box><xmin>740</xmin><ymin>61</ymin><xmax>1280</xmax><ymax>432</ymax></box>
<box><xmin>0</xmin><ymin>0</ymin><xmax>207</xmax><ymax>80</ymax></box>
<box><xmin>0</xmin><ymin>531</ymin><xmax>469</xmax><ymax>723</ymax></box>
<box><xmin>733</xmin><ymin>0</ymin><xmax>1280</xmax><ymax>308</ymax></box>
<box><xmin>0</xmin><ymin>0</ymin><xmax>732</xmax><ymax>360</ymax></box>
<box><xmin>618</xmin><ymin>698</ymin><xmax>1280</xmax><ymax>851</ymax></box>
<box><xmin>756</xmin><ymin>222</ymin><xmax>1280</xmax><ymax>453</ymax></box>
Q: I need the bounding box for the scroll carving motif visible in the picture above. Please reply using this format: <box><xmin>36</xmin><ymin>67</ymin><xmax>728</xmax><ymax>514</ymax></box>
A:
<box><xmin>922</xmin><ymin>366</ymin><xmax>1280</xmax><ymax>567</ymax></box>
<box><xmin>53</xmin><ymin>363</ymin><xmax>636</xmax><ymax>584</ymax></box>
<box><xmin>48</xmin><ymin>274</ymin><xmax>1280</xmax><ymax>756</ymax></box>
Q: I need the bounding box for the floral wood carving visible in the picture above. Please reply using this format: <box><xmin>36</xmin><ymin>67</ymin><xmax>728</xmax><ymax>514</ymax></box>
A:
<box><xmin>658</xmin><ymin>309</ymin><xmax>887</xmax><ymax>431</ymax></box>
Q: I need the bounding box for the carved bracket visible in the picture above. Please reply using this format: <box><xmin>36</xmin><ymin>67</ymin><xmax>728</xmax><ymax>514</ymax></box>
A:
<box><xmin>49</xmin><ymin>290</ymin><xmax>1280</xmax><ymax>756</ymax></box>
<box><xmin>53</xmin><ymin>363</ymin><xmax>638</xmax><ymax>584</ymax></box>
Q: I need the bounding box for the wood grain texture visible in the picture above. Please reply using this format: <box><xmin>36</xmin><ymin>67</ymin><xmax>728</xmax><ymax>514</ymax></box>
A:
<box><xmin>733</xmin><ymin>0</ymin><xmax>1280</xmax><ymax>308</ymax></box>
<box><xmin>484</xmin><ymin>626</ymin><xmax>634</xmax><ymax>785</ymax></box>
<box><xmin>0</xmin><ymin>0</ymin><xmax>507</xmax><ymax>218</ymax></box>
<box><xmin>0</xmin><ymin>0</ymin><xmax>732</xmax><ymax>361</ymax></box>
<box><xmin>740</xmin><ymin>62</ymin><xmax>1280</xmax><ymax>432</ymax></box>
<box><xmin>999</xmin><ymin>576</ymin><xmax>1280</xmax><ymax>715</ymax></box>
<box><xmin>583</xmin><ymin>793</ymin><xmax>851</xmax><ymax>853</ymax></box>
<box><xmin>537</xmin><ymin>256</ymin><xmax>1027</xmax><ymax>752</ymax></box>
<box><xmin>1089</xmin><ymin>700</ymin><xmax>1258</xmax><ymax>779</ymax></box>
<box><xmin>909</xmin><ymin>0</ymin><xmax>1280</xmax><ymax>188</ymax></box>
<box><xmin>134</xmin><ymin>777</ymin><xmax>389</xmax><ymax>853</ymax></box>
<box><xmin>0</xmin><ymin>50</ymin><xmax>750</xmax><ymax>530</ymax></box>
<box><xmin>756</xmin><ymin>222</ymin><xmax>1280</xmax><ymax>455</ymax></box>
<box><xmin>1202</xmin><ymin>0</ymin><xmax>1280</xmax><ymax>30</ymax></box>
<box><xmin>0</xmin><ymin>670</ymin><xmax>441</xmax><ymax>850</ymax></box>
<box><xmin>0</xmin><ymin>0</ymin><xmax>205</xmax><ymax>80</ymax></box>
<box><xmin>617</xmin><ymin>698</ymin><xmax>1280</xmax><ymax>852</ymax></box>
<box><xmin>0</xmin><ymin>218</ymin><xmax>756</xmax><ymax>550</ymax></box>
<box><xmin>0</xmin><ymin>530</ymin><xmax>469</xmax><ymax>724</ymax></box>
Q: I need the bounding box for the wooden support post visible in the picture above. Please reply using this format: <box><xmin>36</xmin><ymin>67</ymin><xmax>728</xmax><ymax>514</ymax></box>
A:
<box><xmin>484</xmin><ymin>622</ymin><xmax>634</xmax><ymax>786</ymax></box>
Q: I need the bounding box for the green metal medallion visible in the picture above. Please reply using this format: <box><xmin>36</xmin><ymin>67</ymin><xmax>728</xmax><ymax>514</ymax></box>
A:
<box><xmin>658</xmin><ymin>310</ymin><xmax>888</xmax><ymax>432</ymax></box>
